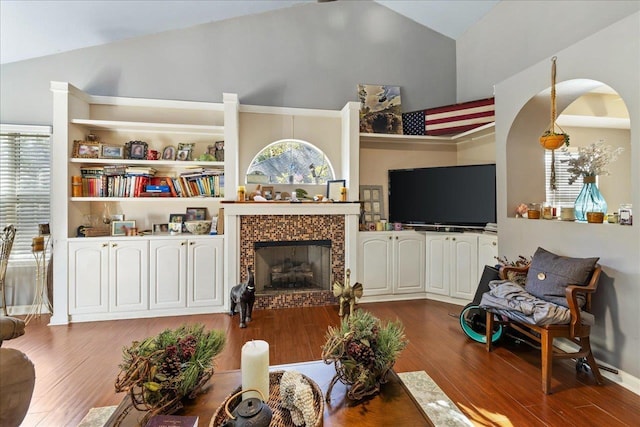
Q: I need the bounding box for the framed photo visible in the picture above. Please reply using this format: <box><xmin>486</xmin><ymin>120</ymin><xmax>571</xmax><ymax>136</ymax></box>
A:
<box><xmin>112</xmin><ymin>220</ymin><xmax>136</xmax><ymax>236</ymax></box>
<box><xmin>186</xmin><ymin>207</ymin><xmax>207</xmax><ymax>221</ymax></box>
<box><xmin>125</xmin><ymin>140</ymin><xmax>148</xmax><ymax>160</ymax></box>
<box><xmin>327</xmin><ymin>179</ymin><xmax>346</xmax><ymax>201</ymax></box>
<box><xmin>100</xmin><ymin>144</ymin><xmax>124</xmax><ymax>159</ymax></box>
<box><xmin>168</xmin><ymin>222</ymin><xmax>182</xmax><ymax>234</ymax></box>
<box><xmin>38</xmin><ymin>223</ymin><xmax>50</xmax><ymax>235</ymax></box>
<box><xmin>207</xmin><ymin>140</ymin><xmax>224</xmax><ymax>161</ymax></box>
<box><xmin>176</xmin><ymin>149</ymin><xmax>190</xmax><ymax>161</ymax></box>
<box><xmin>169</xmin><ymin>213</ymin><xmax>186</xmax><ymax>231</ymax></box>
<box><xmin>177</xmin><ymin>142</ymin><xmax>194</xmax><ymax>161</ymax></box>
<box><xmin>162</xmin><ymin>145</ymin><xmax>176</xmax><ymax>160</ymax></box>
<box><xmin>73</xmin><ymin>140</ymin><xmax>101</xmax><ymax>158</ymax></box>
<box><xmin>153</xmin><ymin>223</ymin><xmax>169</xmax><ymax>234</ymax></box>
<box><xmin>262</xmin><ymin>186</ymin><xmax>274</xmax><ymax>200</ymax></box>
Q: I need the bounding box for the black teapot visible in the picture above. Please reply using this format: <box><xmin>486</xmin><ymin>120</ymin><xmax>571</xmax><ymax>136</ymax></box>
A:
<box><xmin>221</xmin><ymin>389</ymin><xmax>272</xmax><ymax>427</ymax></box>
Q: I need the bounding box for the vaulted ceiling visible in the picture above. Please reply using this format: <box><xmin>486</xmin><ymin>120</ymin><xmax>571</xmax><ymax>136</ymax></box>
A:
<box><xmin>0</xmin><ymin>0</ymin><xmax>499</xmax><ymax>64</ymax></box>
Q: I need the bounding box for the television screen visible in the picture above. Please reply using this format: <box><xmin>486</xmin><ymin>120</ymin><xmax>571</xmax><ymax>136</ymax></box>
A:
<box><xmin>388</xmin><ymin>164</ymin><xmax>496</xmax><ymax>228</ymax></box>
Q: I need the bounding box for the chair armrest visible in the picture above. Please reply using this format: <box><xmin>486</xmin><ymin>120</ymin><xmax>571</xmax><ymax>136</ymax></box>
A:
<box><xmin>565</xmin><ymin>265</ymin><xmax>601</xmax><ymax>337</ymax></box>
<box><xmin>0</xmin><ymin>317</ymin><xmax>25</xmax><ymax>345</ymax></box>
<box><xmin>499</xmin><ymin>265</ymin><xmax>530</xmax><ymax>280</ymax></box>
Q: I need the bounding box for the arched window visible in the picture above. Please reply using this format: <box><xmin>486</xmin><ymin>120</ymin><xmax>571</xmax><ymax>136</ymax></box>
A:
<box><xmin>246</xmin><ymin>139</ymin><xmax>335</xmax><ymax>185</ymax></box>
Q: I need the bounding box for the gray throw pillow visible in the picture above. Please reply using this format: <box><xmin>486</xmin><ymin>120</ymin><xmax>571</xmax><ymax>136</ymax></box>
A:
<box><xmin>525</xmin><ymin>247</ymin><xmax>599</xmax><ymax>308</ymax></box>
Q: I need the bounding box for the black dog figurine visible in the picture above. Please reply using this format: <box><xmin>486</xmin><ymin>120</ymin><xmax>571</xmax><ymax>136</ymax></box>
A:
<box><xmin>229</xmin><ymin>266</ymin><xmax>255</xmax><ymax>328</ymax></box>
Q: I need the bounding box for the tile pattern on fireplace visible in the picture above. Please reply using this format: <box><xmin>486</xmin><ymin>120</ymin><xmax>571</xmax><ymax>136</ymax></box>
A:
<box><xmin>239</xmin><ymin>214</ymin><xmax>346</xmax><ymax>309</ymax></box>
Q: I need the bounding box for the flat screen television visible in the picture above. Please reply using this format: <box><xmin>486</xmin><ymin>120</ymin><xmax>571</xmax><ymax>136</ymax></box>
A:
<box><xmin>388</xmin><ymin>164</ymin><xmax>496</xmax><ymax>229</ymax></box>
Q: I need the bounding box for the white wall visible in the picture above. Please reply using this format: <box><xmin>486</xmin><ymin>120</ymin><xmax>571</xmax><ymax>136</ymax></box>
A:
<box><xmin>0</xmin><ymin>1</ymin><xmax>456</xmax><ymax>125</ymax></box>
<box><xmin>494</xmin><ymin>13</ymin><xmax>640</xmax><ymax>386</ymax></box>
<box><xmin>457</xmin><ymin>1</ymin><xmax>640</xmax><ymax>103</ymax></box>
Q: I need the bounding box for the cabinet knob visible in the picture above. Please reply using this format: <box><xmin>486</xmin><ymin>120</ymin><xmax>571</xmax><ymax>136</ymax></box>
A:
<box><xmin>492</xmin><ymin>241</ymin><xmax>497</xmax><ymax>246</ymax></box>
<box><xmin>388</xmin><ymin>236</ymin><xmax>392</xmax><ymax>240</ymax></box>
<box><xmin>395</xmin><ymin>236</ymin><xmax>398</xmax><ymax>240</ymax></box>
<box><xmin>111</xmin><ymin>243</ymin><xmax>117</xmax><ymax>247</ymax></box>
<box><xmin>452</xmin><ymin>237</ymin><xmax>456</xmax><ymax>241</ymax></box>
<box><xmin>102</xmin><ymin>243</ymin><xmax>108</xmax><ymax>247</ymax></box>
<box><xmin>181</xmin><ymin>241</ymin><xmax>187</xmax><ymax>246</ymax></box>
<box><xmin>189</xmin><ymin>241</ymin><xmax>195</xmax><ymax>246</ymax></box>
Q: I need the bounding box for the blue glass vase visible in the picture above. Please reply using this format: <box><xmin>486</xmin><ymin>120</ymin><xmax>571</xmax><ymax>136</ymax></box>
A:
<box><xmin>574</xmin><ymin>176</ymin><xmax>607</xmax><ymax>222</ymax></box>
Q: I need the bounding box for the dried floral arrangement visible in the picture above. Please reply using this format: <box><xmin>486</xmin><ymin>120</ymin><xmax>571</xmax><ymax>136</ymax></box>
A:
<box><xmin>495</xmin><ymin>255</ymin><xmax>532</xmax><ymax>286</ymax></box>
<box><xmin>561</xmin><ymin>140</ymin><xmax>624</xmax><ymax>185</ymax></box>
<box><xmin>114</xmin><ymin>324</ymin><xmax>226</xmax><ymax>425</ymax></box>
<box><xmin>321</xmin><ymin>309</ymin><xmax>407</xmax><ymax>402</ymax></box>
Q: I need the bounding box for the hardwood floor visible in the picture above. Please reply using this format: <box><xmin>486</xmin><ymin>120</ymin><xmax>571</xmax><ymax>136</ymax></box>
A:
<box><xmin>5</xmin><ymin>299</ymin><xmax>639</xmax><ymax>426</ymax></box>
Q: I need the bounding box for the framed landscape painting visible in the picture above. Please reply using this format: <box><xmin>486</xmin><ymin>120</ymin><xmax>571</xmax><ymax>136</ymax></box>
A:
<box><xmin>357</xmin><ymin>84</ymin><xmax>403</xmax><ymax>134</ymax></box>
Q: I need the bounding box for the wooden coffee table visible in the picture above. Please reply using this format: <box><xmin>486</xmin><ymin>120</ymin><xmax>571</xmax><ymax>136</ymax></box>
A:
<box><xmin>107</xmin><ymin>360</ymin><xmax>433</xmax><ymax>426</ymax></box>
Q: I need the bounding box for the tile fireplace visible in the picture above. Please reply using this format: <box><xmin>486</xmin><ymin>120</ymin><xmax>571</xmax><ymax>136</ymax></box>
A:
<box><xmin>223</xmin><ymin>202</ymin><xmax>360</xmax><ymax>310</ymax></box>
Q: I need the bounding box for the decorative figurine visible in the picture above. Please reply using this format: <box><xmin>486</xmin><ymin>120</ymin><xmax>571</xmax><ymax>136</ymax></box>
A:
<box><xmin>229</xmin><ymin>266</ymin><xmax>256</xmax><ymax>328</ymax></box>
<box><xmin>332</xmin><ymin>269</ymin><xmax>363</xmax><ymax>319</ymax></box>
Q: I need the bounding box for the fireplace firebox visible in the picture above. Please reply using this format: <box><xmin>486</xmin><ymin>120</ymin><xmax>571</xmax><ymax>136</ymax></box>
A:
<box><xmin>254</xmin><ymin>240</ymin><xmax>331</xmax><ymax>293</ymax></box>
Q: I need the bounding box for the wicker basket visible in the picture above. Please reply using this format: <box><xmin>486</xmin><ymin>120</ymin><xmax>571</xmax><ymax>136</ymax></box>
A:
<box><xmin>209</xmin><ymin>370</ymin><xmax>323</xmax><ymax>427</ymax></box>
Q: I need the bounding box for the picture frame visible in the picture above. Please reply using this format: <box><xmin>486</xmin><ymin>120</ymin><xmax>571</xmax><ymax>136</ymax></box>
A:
<box><xmin>162</xmin><ymin>145</ymin><xmax>176</xmax><ymax>160</ymax></box>
<box><xmin>125</xmin><ymin>140</ymin><xmax>148</xmax><ymax>160</ymax></box>
<box><xmin>152</xmin><ymin>223</ymin><xmax>169</xmax><ymax>234</ymax></box>
<box><xmin>177</xmin><ymin>142</ymin><xmax>194</xmax><ymax>161</ymax></box>
<box><xmin>100</xmin><ymin>144</ymin><xmax>124</xmax><ymax>159</ymax></box>
<box><xmin>176</xmin><ymin>149</ymin><xmax>190</xmax><ymax>161</ymax></box>
<box><xmin>168</xmin><ymin>222</ymin><xmax>182</xmax><ymax>234</ymax></box>
<box><xmin>327</xmin><ymin>179</ymin><xmax>346</xmax><ymax>201</ymax></box>
<box><xmin>262</xmin><ymin>186</ymin><xmax>274</xmax><ymax>200</ymax></box>
<box><xmin>38</xmin><ymin>223</ymin><xmax>50</xmax><ymax>235</ymax></box>
<box><xmin>169</xmin><ymin>213</ymin><xmax>186</xmax><ymax>232</ymax></box>
<box><xmin>186</xmin><ymin>207</ymin><xmax>207</xmax><ymax>221</ymax></box>
<box><xmin>110</xmin><ymin>214</ymin><xmax>125</xmax><ymax>222</ymax></box>
<box><xmin>112</xmin><ymin>220</ymin><xmax>136</xmax><ymax>236</ymax></box>
<box><xmin>73</xmin><ymin>140</ymin><xmax>101</xmax><ymax>158</ymax></box>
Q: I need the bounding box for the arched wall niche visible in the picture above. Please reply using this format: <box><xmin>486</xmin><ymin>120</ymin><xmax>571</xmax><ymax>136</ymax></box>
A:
<box><xmin>505</xmin><ymin>79</ymin><xmax>631</xmax><ymax>217</ymax></box>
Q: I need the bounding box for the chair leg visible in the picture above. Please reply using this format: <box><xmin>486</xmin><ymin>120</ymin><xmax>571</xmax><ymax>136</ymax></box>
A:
<box><xmin>582</xmin><ymin>337</ymin><xmax>604</xmax><ymax>385</ymax></box>
<box><xmin>0</xmin><ymin>281</ymin><xmax>7</xmax><ymax>316</ymax></box>
<box><xmin>541</xmin><ymin>330</ymin><xmax>553</xmax><ymax>394</ymax></box>
<box><xmin>485</xmin><ymin>311</ymin><xmax>494</xmax><ymax>351</ymax></box>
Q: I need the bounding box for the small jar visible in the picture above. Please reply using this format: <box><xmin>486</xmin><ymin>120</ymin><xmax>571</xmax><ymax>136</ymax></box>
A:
<box><xmin>527</xmin><ymin>203</ymin><xmax>541</xmax><ymax>219</ymax></box>
<box><xmin>542</xmin><ymin>202</ymin><xmax>553</xmax><ymax>219</ymax></box>
<box><xmin>237</xmin><ymin>186</ymin><xmax>246</xmax><ymax>201</ymax></box>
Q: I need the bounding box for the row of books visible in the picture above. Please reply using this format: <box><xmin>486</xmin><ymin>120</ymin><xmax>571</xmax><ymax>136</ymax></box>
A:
<box><xmin>76</xmin><ymin>166</ymin><xmax>224</xmax><ymax>198</ymax></box>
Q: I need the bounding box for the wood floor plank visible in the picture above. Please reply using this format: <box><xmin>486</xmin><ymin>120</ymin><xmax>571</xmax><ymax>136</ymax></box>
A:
<box><xmin>3</xmin><ymin>299</ymin><xmax>639</xmax><ymax>426</ymax></box>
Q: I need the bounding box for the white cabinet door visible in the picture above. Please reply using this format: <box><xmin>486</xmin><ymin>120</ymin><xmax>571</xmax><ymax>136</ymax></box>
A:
<box><xmin>393</xmin><ymin>233</ymin><xmax>425</xmax><ymax>294</ymax></box>
<box><xmin>358</xmin><ymin>233</ymin><xmax>393</xmax><ymax>296</ymax></box>
<box><xmin>109</xmin><ymin>240</ymin><xmax>149</xmax><ymax>312</ymax></box>
<box><xmin>478</xmin><ymin>234</ymin><xmax>498</xmax><ymax>281</ymax></box>
<box><xmin>68</xmin><ymin>240</ymin><xmax>109</xmax><ymax>314</ymax></box>
<box><xmin>425</xmin><ymin>235</ymin><xmax>450</xmax><ymax>296</ymax></box>
<box><xmin>449</xmin><ymin>235</ymin><xmax>478</xmax><ymax>300</ymax></box>
<box><xmin>188</xmin><ymin>238</ymin><xmax>224</xmax><ymax>307</ymax></box>
<box><xmin>150</xmin><ymin>239</ymin><xmax>187</xmax><ymax>309</ymax></box>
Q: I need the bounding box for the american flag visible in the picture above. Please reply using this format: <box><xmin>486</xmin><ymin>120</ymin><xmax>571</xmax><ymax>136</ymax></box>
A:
<box><xmin>402</xmin><ymin>110</ymin><xmax>425</xmax><ymax>135</ymax></box>
<box><xmin>425</xmin><ymin>97</ymin><xmax>495</xmax><ymax>136</ymax></box>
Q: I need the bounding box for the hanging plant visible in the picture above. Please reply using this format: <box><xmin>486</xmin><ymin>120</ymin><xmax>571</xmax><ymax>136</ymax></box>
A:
<box><xmin>540</xmin><ymin>56</ymin><xmax>570</xmax><ymax>191</ymax></box>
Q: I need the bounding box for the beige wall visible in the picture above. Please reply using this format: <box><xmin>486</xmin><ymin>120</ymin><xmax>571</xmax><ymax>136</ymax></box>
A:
<box><xmin>359</xmin><ymin>142</ymin><xmax>457</xmax><ymax>219</ymax></box>
<box><xmin>238</xmin><ymin>110</ymin><xmax>342</xmax><ymax>197</ymax></box>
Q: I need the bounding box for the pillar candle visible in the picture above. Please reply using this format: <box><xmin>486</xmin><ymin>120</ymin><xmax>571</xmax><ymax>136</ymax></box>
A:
<box><xmin>241</xmin><ymin>340</ymin><xmax>269</xmax><ymax>401</ymax></box>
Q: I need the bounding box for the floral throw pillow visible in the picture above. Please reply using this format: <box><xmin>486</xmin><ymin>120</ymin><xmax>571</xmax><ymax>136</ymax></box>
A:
<box><xmin>525</xmin><ymin>247</ymin><xmax>599</xmax><ymax>308</ymax></box>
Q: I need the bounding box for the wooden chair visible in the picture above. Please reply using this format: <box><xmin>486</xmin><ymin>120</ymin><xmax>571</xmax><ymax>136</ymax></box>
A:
<box><xmin>0</xmin><ymin>225</ymin><xmax>17</xmax><ymax>316</ymax></box>
<box><xmin>485</xmin><ymin>264</ymin><xmax>604</xmax><ymax>394</ymax></box>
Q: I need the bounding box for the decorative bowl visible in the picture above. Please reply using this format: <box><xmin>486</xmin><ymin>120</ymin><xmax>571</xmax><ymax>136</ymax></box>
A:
<box><xmin>185</xmin><ymin>220</ymin><xmax>212</xmax><ymax>234</ymax></box>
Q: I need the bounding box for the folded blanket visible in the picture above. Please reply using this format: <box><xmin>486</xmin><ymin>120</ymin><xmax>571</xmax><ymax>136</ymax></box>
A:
<box><xmin>480</xmin><ymin>280</ymin><xmax>571</xmax><ymax>326</ymax></box>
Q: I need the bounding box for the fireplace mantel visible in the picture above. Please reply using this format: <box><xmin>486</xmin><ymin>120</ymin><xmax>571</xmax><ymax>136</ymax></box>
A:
<box><xmin>222</xmin><ymin>201</ymin><xmax>361</xmax><ymax>216</ymax></box>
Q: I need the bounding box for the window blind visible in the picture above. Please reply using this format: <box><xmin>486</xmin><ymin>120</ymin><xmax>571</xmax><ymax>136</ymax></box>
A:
<box><xmin>0</xmin><ymin>124</ymin><xmax>52</xmax><ymax>261</ymax></box>
<box><xmin>545</xmin><ymin>149</ymin><xmax>583</xmax><ymax>207</ymax></box>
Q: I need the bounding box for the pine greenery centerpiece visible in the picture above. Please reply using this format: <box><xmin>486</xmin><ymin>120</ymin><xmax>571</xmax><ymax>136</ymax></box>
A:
<box><xmin>114</xmin><ymin>324</ymin><xmax>226</xmax><ymax>425</ymax></box>
<box><xmin>322</xmin><ymin>309</ymin><xmax>407</xmax><ymax>402</ymax></box>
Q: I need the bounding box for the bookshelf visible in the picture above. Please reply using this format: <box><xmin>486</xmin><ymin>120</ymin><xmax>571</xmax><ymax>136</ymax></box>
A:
<box><xmin>50</xmin><ymin>82</ymin><xmax>238</xmax><ymax>324</ymax></box>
